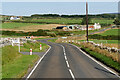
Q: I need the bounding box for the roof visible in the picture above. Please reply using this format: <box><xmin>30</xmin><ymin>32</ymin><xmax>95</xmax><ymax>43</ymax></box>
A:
<box><xmin>56</xmin><ymin>26</ymin><xmax>67</xmax><ymax>29</ymax></box>
<box><xmin>89</xmin><ymin>26</ymin><xmax>94</xmax><ymax>28</ymax></box>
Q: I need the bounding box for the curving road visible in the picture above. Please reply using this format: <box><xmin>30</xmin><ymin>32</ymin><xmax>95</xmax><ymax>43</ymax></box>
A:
<box><xmin>26</xmin><ymin>39</ymin><xmax>119</xmax><ymax>80</ymax></box>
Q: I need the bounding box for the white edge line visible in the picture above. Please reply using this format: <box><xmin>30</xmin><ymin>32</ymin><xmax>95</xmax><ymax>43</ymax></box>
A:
<box><xmin>26</xmin><ymin>45</ymin><xmax>51</xmax><ymax>80</ymax></box>
<box><xmin>70</xmin><ymin>44</ymin><xmax>120</xmax><ymax>78</ymax></box>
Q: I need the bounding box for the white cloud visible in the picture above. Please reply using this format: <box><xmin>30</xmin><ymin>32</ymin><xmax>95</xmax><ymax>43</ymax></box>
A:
<box><xmin>1</xmin><ymin>0</ymin><xmax>120</xmax><ymax>2</ymax></box>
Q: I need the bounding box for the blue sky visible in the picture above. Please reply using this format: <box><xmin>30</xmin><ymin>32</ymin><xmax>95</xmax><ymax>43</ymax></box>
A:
<box><xmin>2</xmin><ymin>2</ymin><xmax>118</xmax><ymax>16</ymax></box>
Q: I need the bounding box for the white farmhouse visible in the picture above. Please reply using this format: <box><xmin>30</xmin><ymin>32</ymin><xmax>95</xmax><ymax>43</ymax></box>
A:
<box><xmin>94</xmin><ymin>23</ymin><xmax>101</xmax><ymax>29</ymax></box>
<box><xmin>10</xmin><ymin>16</ymin><xmax>20</xmax><ymax>20</ymax></box>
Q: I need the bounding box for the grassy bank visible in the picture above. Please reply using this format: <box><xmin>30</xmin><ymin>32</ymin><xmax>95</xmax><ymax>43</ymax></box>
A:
<box><xmin>48</xmin><ymin>38</ymin><xmax>57</xmax><ymax>42</ymax></box>
<box><xmin>20</xmin><ymin>41</ymin><xmax>49</xmax><ymax>52</ymax></box>
<box><xmin>2</xmin><ymin>45</ymin><xmax>39</xmax><ymax>78</ymax></box>
<box><xmin>78</xmin><ymin>40</ymin><xmax>118</xmax><ymax>44</ymax></box>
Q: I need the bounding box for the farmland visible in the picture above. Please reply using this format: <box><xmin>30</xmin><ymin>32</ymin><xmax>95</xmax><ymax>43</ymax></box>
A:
<box><xmin>99</xmin><ymin>29</ymin><xmax>119</xmax><ymax>36</ymax></box>
<box><xmin>2</xmin><ymin>23</ymin><xmax>40</xmax><ymax>29</ymax></box>
<box><xmin>91</xmin><ymin>19</ymin><xmax>114</xmax><ymax>24</ymax></box>
<box><xmin>24</xmin><ymin>18</ymin><xmax>114</xmax><ymax>25</ymax></box>
<box><xmin>1</xmin><ymin>18</ymin><xmax>114</xmax><ymax>32</ymax></box>
<box><xmin>30</xmin><ymin>18</ymin><xmax>82</xmax><ymax>24</ymax></box>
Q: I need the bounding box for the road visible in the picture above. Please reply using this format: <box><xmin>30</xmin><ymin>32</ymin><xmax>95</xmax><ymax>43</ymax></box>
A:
<box><xmin>26</xmin><ymin>39</ymin><xmax>119</xmax><ymax>80</ymax></box>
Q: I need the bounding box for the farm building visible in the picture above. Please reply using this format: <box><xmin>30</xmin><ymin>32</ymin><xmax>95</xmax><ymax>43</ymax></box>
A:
<box><xmin>56</xmin><ymin>26</ymin><xmax>68</xmax><ymax>30</ymax></box>
<box><xmin>94</xmin><ymin>23</ymin><xmax>101</xmax><ymax>29</ymax></box>
<box><xmin>80</xmin><ymin>23</ymin><xmax>101</xmax><ymax>30</ymax></box>
<box><xmin>10</xmin><ymin>16</ymin><xmax>20</xmax><ymax>20</ymax></box>
<box><xmin>56</xmin><ymin>25</ymin><xmax>79</xmax><ymax>30</ymax></box>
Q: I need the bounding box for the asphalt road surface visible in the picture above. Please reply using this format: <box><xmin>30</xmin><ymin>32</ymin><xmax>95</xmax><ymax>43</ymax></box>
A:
<box><xmin>26</xmin><ymin>39</ymin><xmax>120</xmax><ymax>80</ymax></box>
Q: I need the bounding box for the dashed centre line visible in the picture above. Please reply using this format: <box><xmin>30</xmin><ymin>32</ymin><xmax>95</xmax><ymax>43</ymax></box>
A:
<box><xmin>60</xmin><ymin>45</ymin><xmax>76</xmax><ymax>80</ymax></box>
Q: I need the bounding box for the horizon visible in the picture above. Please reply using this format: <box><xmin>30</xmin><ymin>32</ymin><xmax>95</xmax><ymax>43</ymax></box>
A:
<box><xmin>2</xmin><ymin>2</ymin><xmax>118</xmax><ymax>16</ymax></box>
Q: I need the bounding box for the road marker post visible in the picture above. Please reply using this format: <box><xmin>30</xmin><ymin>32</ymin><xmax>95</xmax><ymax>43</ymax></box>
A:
<box><xmin>69</xmin><ymin>40</ymin><xmax>71</xmax><ymax>43</ymax></box>
<box><xmin>30</xmin><ymin>49</ymin><xmax>32</xmax><ymax>55</ymax></box>
<box><xmin>40</xmin><ymin>44</ymin><xmax>42</xmax><ymax>50</ymax></box>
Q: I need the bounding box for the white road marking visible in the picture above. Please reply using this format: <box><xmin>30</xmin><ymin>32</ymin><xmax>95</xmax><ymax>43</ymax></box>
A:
<box><xmin>66</xmin><ymin>60</ymin><xmax>70</xmax><ymax>68</ymax></box>
<box><xmin>26</xmin><ymin>45</ymin><xmax>51</xmax><ymax>80</ymax></box>
<box><xmin>69</xmin><ymin>69</ymin><xmax>76</xmax><ymax>80</ymax></box>
<box><xmin>70</xmin><ymin>44</ymin><xmax>120</xmax><ymax>78</ymax></box>
<box><xmin>65</xmin><ymin>55</ymin><xmax>67</xmax><ymax>60</ymax></box>
<box><xmin>60</xmin><ymin>45</ymin><xmax>76</xmax><ymax>80</ymax></box>
<box><xmin>64</xmin><ymin>52</ymin><xmax>66</xmax><ymax>56</ymax></box>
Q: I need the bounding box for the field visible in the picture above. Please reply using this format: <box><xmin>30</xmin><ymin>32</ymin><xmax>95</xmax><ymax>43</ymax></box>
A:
<box><xmin>1</xmin><ymin>23</ymin><xmax>65</xmax><ymax>32</ymax></box>
<box><xmin>91</xmin><ymin>19</ymin><xmax>114</xmax><ymax>24</ymax></box>
<box><xmin>29</xmin><ymin>18</ymin><xmax>114</xmax><ymax>25</ymax></box>
<box><xmin>2</xmin><ymin>23</ymin><xmax>41</xmax><ymax>29</ymax></box>
<box><xmin>30</xmin><ymin>18</ymin><xmax>82</xmax><ymax>24</ymax></box>
<box><xmin>99</xmin><ymin>29</ymin><xmax>119</xmax><ymax>36</ymax></box>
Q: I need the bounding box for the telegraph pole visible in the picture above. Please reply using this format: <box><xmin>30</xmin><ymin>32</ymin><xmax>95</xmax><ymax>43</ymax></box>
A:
<box><xmin>86</xmin><ymin>2</ymin><xmax>89</xmax><ymax>42</ymax></box>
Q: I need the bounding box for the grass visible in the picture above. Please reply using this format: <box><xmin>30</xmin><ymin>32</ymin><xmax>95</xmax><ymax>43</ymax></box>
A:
<box><xmin>30</xmin><ymin>18</ymin><xmax>82</xmax><ymax>24</ymax></box>
<box><xmin>78</xmin><ymin>40</ymin><xmax>118</xmax><ymax>44</ymax></box>
<box><xmin>20</xmin><ymin>41</ymin><xmax>49</xmax><ymax>52</ymax></box>
<box><xmin>99</xmin><ymin>29</ymin><xmax>119</xmax><ymax>36</ymax></box>
<box><xmin>2</xmin><ymin>55</ymin><xmax>39</xmax><ymax>78</ymax></box>
<box><xmin>0</xmin><ymin>48</ymin><xmax>2</xmax><ymax>80</ymax></box>
<box><xmin>1</xmin><ymin>35</ymin><xmax>23</xmax><ymax>38</ymax></box>
<box><xmin>29</xmin><ymin>18</ymin><xmax>114</xmax><ymax>25</ymax></box>
<box><xmin>91</xmin><ymin>19</ymin><xmax>114</xmax><ymax>24</ymax></box>
<box><xmin>34</xmin><ymin>37</ymin><xmax>49</xmax><ymax>40</ymax></box>
<box><xmin>2</xmin><ymin>22</ymin><xmax>40</xmax><ymax>29</ymax></box>
<box><xmin>48</xmin><ymin>38</ymin><xmax>57</xmax><ymax>42</ymax></box>
<box><xmin>2</xmin><ymin>45</ymin><xmax>39</xmax><ymax>78</ymax></box>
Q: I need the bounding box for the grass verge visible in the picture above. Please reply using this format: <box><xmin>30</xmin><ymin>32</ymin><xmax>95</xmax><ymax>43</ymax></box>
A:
<box><xmin>2</xmin><ymin>45</ymin><xmax>39</xmax><ymax>78</ymax></box>
<box><xmin>48</xmin><ymin>38</ymin><xmax>57</xmax><ymax>42</ymax></box>
<box><xmin>20</xmin><ymin>41</ymin><xmax>49</xmax><ymax>52</ymax></box>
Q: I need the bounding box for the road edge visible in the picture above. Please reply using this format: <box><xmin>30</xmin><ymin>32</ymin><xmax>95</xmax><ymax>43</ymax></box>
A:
<box><xmin>26</xmin><ymin>45</ymin><xmax>51</xmax><ymax>80</ymax></box>
<box><xmin>70</xmin><ymin>43</ymin><xmax>120</xmax><ymax>78</ymax></box>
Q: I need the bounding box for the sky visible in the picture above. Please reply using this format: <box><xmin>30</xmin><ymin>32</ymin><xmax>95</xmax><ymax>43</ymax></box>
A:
<box><xmin>1</xmin><ymin>0</ymin><xmax>120</xmax><ymax>2</ymax></box>
<box><xmin>1</xmin><ymin>2</ymin><xmax>118</xmax><ymax>16</ymax></box>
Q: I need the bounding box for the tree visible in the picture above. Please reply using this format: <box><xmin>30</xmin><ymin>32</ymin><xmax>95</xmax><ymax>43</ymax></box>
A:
<box><xmin>113</xmin><ymin>18</ymin><xmax>120</xmax><ymax>25</ymax></box>
<box><xmin>81</xmin><ymin>16</ymin><xmax>91</xmax><ymax>25</ymax></box>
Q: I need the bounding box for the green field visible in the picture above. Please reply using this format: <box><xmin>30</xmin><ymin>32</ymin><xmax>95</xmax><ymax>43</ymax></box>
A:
<box><xmin>2</xmin><ymin>23</ymin><xmax>40</xmax><ymax>29</ymax></box>
<box><xmin>99</xmin><ymin>29</ymin><xmax>119</xmax><ymax>36</ymax></box>
<box><xmin>30</xmin><ymin>18</ymin><xmax>114</xmax><ymax>25</ymax></box>
<box><xmin>2</xmin><ymin>18</ymin><xmax>114</xmax><ymax>29</ymax></box>
<box><xmin>91</xmin><ymin>19</ymin><xmax>114</xmax><ymax>24</ymax></box>
<box><xmin>20</xmin><ymin>41</ymin><xmax>49</xmax><ymax>52</ymax></box>
<box><xmin>2</xmin><ymin>45</ymin><xmax>39</xmax><ymax>78</ymax></box>
<box><xmin>29</xmin><ymin>18</ymin><xmax>82</xmax><ymax>24</ymax></box>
